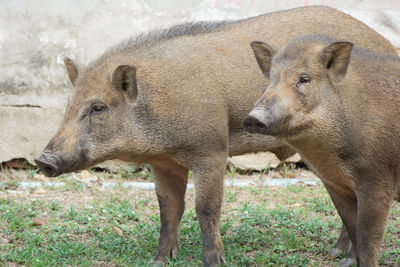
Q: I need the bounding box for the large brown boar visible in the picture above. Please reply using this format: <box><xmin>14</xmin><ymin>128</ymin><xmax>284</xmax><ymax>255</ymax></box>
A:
<box><xmin>35</xmin><ymin>6</ymin><xmax>397</xmax><ymax>267</ymax></box>
<box><xmin>243</xmin><ymin>34</ymin><xmax>400</xmax><ymax>266</ymax></box>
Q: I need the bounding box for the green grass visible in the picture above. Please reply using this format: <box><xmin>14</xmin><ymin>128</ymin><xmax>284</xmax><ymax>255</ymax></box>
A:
<box><xmin>0</xmin><ymin>181</ymin><xmax>399</xmax><ymax>266</ymax></box>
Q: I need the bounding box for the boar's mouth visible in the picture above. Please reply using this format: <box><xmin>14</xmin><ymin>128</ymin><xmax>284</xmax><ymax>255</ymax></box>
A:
<box><xmin>35</xmin><ymin>151</ymin><xmax>61</xmax><ymax>177</ymax></box>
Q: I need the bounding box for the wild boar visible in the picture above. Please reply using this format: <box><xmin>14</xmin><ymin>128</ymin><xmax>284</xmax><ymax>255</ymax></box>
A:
<box><xmin>35</xmin><ymin>6</ymin><xmax>397</xmax><ymax>267</ymax></box>
<box><xmin>244</xmin><ymin>34</ymin><xmax>400</xmax><ymax>267</ymax></box>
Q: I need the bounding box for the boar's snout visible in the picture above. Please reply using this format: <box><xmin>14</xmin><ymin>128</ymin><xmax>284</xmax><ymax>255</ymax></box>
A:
<box><xmin>35</xmin><ymin>151</ymin><xmax>61</xmax><ymax>177</ymax></box>
<box><xmin>243</xmin><ymin>104</ymin><xmax>285</xmax><ymax>136</ymax></box>
<box><xmin>243</xmin><ymin>112</ymin><xmax>267</xmax><ymax>134</ymax></box>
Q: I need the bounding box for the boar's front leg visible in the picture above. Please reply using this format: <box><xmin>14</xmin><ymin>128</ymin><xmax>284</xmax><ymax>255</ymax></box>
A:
<box><xmin>356</xmin><ymin>180</ymin><xmax>393</xmax><ymax>267</ymax></box>
<box><xmin>191</xmin><ymin>152</ymin><xmax>227</xmax><ymax>267</ymax></box>
<box><xmin>151</xmin><ymin>164</ymin><xmax>188</xmax><ymax>266</ymax></box>
<box><xmin>329</xmin><ymin>224</ymin><xmax>356</xmax><ymax>267</ymax></box>
<box><xmin>323</xmin><ymin>183</ymin><xmax>359</xmax><ymax>265</ymax></box>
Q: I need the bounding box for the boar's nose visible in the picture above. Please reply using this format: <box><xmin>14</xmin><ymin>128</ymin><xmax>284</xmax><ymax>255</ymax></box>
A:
<box><xmin>34</xmin><ymin>152</ymin><xmax>60</xmax><ymax>177</ymax></box>
<box><xmin>243</xmin><ymin>114</ymin><xmax>267</xmax><ymax>134</ymax></box>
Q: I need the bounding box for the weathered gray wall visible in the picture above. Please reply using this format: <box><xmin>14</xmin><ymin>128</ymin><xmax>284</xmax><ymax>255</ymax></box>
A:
<box><xmin>1</xmin><ymin>0</ymin><xmax>400</xmax><ymax>164</ymax></box>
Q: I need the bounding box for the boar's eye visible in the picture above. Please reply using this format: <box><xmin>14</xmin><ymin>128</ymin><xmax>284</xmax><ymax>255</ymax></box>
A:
<box><xmin>296</xmin><ymin>75</ymin><xmax>311</xmax><ymax>87</ymax></box>
<box><xmin>89</xmin><ymin>103</ymin><xmax>106</xmax><ymax>116</ymax></box>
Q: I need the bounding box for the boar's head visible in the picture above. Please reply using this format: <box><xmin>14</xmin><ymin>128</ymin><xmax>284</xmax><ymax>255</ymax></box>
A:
<box><xmin>35</xmin><ymin>57</ymin><xmax>150</xmax><ymax>177</ymax></box>
<box><xmin>243</xmin><ymin>35</ymin><xmax>353</xmax><ymax>138</ymax></box>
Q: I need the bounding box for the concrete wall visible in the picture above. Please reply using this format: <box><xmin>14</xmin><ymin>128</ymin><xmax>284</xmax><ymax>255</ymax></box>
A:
<box><xmin>1</xmin><ymin>0</ymin><xmax>400</xmax><ymax>164</ymax></box>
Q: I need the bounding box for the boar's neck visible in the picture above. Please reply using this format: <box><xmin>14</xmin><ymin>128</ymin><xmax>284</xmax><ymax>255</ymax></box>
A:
<box><xmin>285</xmin><ymin>107</ymin><xmax>358</xmax><ymax>192</ymax></box>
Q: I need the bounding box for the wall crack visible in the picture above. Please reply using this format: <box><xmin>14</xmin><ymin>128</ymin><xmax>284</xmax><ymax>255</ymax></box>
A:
<box><xmin>1</xmin><ymin>104</ymin><xmax>42</xmax><ymax>108</ymax></box>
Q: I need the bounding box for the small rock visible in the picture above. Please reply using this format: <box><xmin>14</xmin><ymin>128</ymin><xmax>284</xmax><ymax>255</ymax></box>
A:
<box><xmin>284</xmin><ymin>153</ymin><xmax>302</xmax><ymax>163</ymax></box>
<box><xmin>75</xmin><ymin>173</ymin><xmax>98</xmax><ymax>185</ymax></box>
<box><xmin>228</xmin><ymin>152</ymin><xmax>280</xmax><ymax>171</ymax></box>
<box><xmin>32</xmin><ymin>218</ymin><xmax>47</xmax><ymax>226</ymax></box>
<box><xmin>34</xmin><ymin>187</ymin><xmax>46</xmax><ymax>194</ymax></box>
<box><xmin>34</xmin><ymin>173</ymin><xmax>47</xmax><ymax>182</ymax></box>
<box><xmin>79</xmin><ymin>170</ymin><xmax>91</xmax><ymax>179</ymax></box>
<box><xmin>111</xmin><ymin>226</ymin><xmax>123</xmax><ymax>236</ymax></box>
<box><xmin>286</xmin><ymin>173</ymin><xmax>297</xmax><ymax>178</ymax></box>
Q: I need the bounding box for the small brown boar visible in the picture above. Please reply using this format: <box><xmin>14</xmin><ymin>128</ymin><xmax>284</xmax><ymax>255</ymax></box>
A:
<box><xmin>244</xmin><ymin>34</ymin><xmax>400</xmax><ymax>266</ymax></box>
<box><xmin>35</xmin><ymin>6</ymin><xmax>397</xmax><ymax>267</ymax></box>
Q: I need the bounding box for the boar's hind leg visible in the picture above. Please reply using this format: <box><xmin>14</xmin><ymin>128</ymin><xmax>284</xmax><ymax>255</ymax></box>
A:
<box><xmin>324</xmin><ymin>184</ymin><xmax>359</xmax><ymax>265</ymax></box>
<box><xmin>151</xmin><ymin>165</ymin><xmax>188</xmax><ymax>266</ymax></box>
<box><xmin>191</xmin><ymin>153</ymin><xmax>227</xmax><ymax>267</ymax></box>
<box><xmin>329</xmin><ymin>224</ymin><xmax>356</xmax><ymax>267</ymax></box>
<box><xmin>356</xmin><ymin>181</ymin><xmax>393</xmax><ymax>267</ymax></box>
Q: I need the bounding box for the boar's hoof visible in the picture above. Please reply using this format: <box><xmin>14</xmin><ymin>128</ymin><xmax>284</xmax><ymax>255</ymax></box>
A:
<box><xmin>204</xmin><ymin>249</ymin><xmax>226</xmax><ymax>266</ymax></box>
<box><xmin>328</xmin><ymin>247</ymin><xmax>344</xmax><ymax>258</ymax></box>
<box><xmin>151</xmin><ymin>260</ymin><xmax>166</xmax><ymax>267</ymax></box>
<box><xmin>220</xmin><ymin>255</ymin><xmax>226</xmax><ymax>265</ymax></box>
<box><xmin>328</xmin><ymin>247</ymin><xmax>356</xmax><ymax>267</ymax></box>
<box><xmin>171</xmin><ymin>245</ymin><xmax>177</xmax><ymax>259</ymax></box>
<box><xmin>340</xmin><ymin>257</ymin><xmax>356</xmax><ymax>267</ymax></box>
<box><xmin>218</xmin><ymin>248</ymin><xmax>226</xmax><ymax>265</ymax></box>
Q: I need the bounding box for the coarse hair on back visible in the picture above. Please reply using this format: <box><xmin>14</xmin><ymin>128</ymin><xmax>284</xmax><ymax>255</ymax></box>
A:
<box><xmin>102</xmin><ymin>20</ymin><xmax>236</xmax><ymax>58</ymax></box>
<box><xmin>122</xmin><ymin>20</ymin><xmax>235</xmax><ymax>50</ymax></box>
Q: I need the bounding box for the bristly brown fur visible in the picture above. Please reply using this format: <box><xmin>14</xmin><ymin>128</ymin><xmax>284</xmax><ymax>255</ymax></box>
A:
<box><xmin>37</xmin><ymin>6</ymin><xmax>398</xmax><ymax>267</ymax></box>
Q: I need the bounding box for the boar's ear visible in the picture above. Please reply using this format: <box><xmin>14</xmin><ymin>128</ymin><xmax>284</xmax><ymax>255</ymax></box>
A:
<box><xmin>250</xmin><ymin>41</ymin><xmax>275</xmax><ymax>78</ymax></box>
<box><xmin>111</xmin><ymin>65</ymin><xmax>138</xmax><ymax>102</ymax></box>
<box><xmin>64</xmin><ymin>57</ymin><xmax>79</xmax><ymax>86</ymax></box>
<box><xmin>323</xmin><ymin>42</ymin><xmax>353</xmax><ymax>83</ymax></box>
